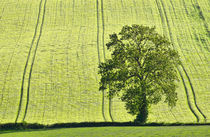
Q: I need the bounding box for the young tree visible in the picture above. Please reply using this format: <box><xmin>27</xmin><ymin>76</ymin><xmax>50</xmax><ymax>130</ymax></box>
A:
<box><xmin>98</xmin><ymin>25</ymin><xmax>181</xmax><ymax>123</ymax></box>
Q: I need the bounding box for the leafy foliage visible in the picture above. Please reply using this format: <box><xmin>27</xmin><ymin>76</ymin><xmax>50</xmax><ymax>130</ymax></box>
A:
<box><xmin>98</xmin><ymin>25</ymin><xmax>181</xmax><ymax>123</ymax></box>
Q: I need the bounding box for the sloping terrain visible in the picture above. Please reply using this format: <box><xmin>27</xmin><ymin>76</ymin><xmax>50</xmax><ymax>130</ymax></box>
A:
<box><xmin>0</xmin><ymin>0</ymin><xmax>209</xmax><ymax>124</ymax></box>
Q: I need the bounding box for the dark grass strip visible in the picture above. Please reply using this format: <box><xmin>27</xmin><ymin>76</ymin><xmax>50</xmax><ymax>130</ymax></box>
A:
<box><xmin>177</xmin><ymin>68</ymin><xmax>199</xmax><ymax>122</ymax></box>
<box><xmin>22</xmin><ymin>0</ymin><xmax>47</xmax><ymax>122</ymax></box>
<box><xmin>15</xmin><ymin>0</ymin><xmax>44</xmax><ymax>124</ymax></box>
<box><xmin>1</xmin><ymin>122</ymin><xmax>210</xmax><ymax>131</ymax></box>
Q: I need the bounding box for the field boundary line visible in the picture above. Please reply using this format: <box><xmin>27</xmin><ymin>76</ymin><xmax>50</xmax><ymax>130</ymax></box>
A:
<box><xmin>15</xmin><ymin>0</ymin><xmax>44</xmax><ymax>124</ymax></box>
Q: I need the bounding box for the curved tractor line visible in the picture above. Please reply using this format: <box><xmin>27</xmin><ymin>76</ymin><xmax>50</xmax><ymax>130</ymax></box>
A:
<box><xmin>181</xmin><ymin>64</ymin><xmax>207</xmax><ymax>122</ymax></box>
<box><xmin>160</xmin><ymin>0</ymin><xmax>203</xmax><ymax>122</ymax></box>
<box><xmin>22</xmin><ymin>0</ymin><xmax>47</xmax><ymax>122</ymax></box>
<box><xmin>177</xmin><ymin>68</ymin><xmax>199</xmax><ymax>122</ymax></box>
<box><xmin>179</xmin><ymin>0</ymin><xmax>207</xmax><ymax>122</ymax></box>
<box><xmin>15</xmin><ymin>0</ymin><xmax>44</xmax><ymax>124</ymax></box>
<box><xmin>155</xmin><ymin>0</ymin><xmax>200</xmax><ymax>122</ymax></box>
<box><xmin>100</xmin><ymin>0</ymin><xmax>113</xmax><ymax>122</ymax></box>
<box><xmin>169</xmin><ymin>0</ymin><xmax>207</xmax><ymax>122</ymax></box>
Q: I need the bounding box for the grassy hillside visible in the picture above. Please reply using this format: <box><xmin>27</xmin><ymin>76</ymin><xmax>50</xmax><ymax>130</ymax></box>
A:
<box><xmin>0</xmin><ymin>0</ymin><xmax>209</xmax><ymax>124</ymax></box>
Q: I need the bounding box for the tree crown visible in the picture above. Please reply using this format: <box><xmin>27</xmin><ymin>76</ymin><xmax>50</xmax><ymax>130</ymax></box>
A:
<box><xmin>99</xmin><ymin>24</ymin><xmax>181</xmax><ymax>117</ymax></box>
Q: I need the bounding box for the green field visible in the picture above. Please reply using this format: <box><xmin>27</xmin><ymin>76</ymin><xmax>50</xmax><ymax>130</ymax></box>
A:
<box><xmin>1</xmin><ymin>126</ymin><xmax>210</xmax><ymax>137</ymax></box>
<box><xmin>0</xmin><ymin>0</ymin><xmax>209</xmax><ymax>124</ymax></box>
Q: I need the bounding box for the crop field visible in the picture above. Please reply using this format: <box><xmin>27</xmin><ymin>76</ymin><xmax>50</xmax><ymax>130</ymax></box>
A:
<box><xmin>0</xmin><ymin>0</ymin><xmax>209</xmax><ymax>125</ymax></box>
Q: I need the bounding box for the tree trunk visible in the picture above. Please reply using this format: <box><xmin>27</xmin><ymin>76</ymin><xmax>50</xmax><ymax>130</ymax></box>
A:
<box><xmin>134</xmin><ymin>93</ymin><xmax>148</xmax><ymax>123</ymax></box>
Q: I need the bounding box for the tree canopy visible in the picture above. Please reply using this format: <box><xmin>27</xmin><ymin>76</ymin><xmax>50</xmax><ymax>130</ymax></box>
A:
<box><xmin>98</xmin><ymin>24</ymin><xmax>181</xmax><ymax>123</ymax></box>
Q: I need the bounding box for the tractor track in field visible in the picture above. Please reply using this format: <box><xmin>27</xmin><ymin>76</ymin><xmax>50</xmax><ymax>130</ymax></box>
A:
<box><xmin>22</xmin><ymin>0</ymin><xmax>47</xmax><ymax>122</ymax></box>
<box><xmin>15</xmin><ymin>0</ymin><xmax>44</xmax><ymax>123</ymax></box>
<box><xmin>101</xmin><ymin>0</ymin><xmax>113</xmax><ymax>122</ymax></box>
<box><xmin>96</xmin><ymin>0</ymin><xmax>106</xmax><ymax>122</ymax></box>
<box><xmin>182</xmin><ymin>65</ymin><xmax>207</xmax><ymax>122</ymax></box>
<box><xmin>171</xmin><ymin>0</ymin><xmax>207</xmax><ymax>122</ymax></box>
<box><xmin>160</xmin><ymin>0</ymin><xmax>205</xmax><ymax>122</ymax></box>
<box><xmin>155</xmin><ymin>0</ymin><xmax>200</xmax><ymax>122</ymax></box>
<box><xmin>15</xmin><ymin>0</ymin><xmax>47</xmax><ymax>123</ymax></box>
<box><xmin>177</xmin><ymin>68</ymin><xmax>199</xmax><ymax>122</ymax></box>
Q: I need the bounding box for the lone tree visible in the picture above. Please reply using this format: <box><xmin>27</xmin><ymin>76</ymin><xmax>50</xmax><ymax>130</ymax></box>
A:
<box><xmin>98</xmin><ymin>25</ymin><xmax>181</xmax><ymax>123</ymax></box>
